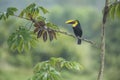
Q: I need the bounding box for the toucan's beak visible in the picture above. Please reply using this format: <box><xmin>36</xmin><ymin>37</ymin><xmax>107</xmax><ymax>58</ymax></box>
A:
<box><xmin>65</xmin><ymin>20</ymin><xmax>75</xmax><ymax>24</ymax></box>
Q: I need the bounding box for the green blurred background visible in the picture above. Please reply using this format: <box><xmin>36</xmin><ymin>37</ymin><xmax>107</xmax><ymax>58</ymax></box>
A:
<box><xmin>0</xmin><ymin>0</ymin><xmax>120</xmax><ymax>80</ymax></box>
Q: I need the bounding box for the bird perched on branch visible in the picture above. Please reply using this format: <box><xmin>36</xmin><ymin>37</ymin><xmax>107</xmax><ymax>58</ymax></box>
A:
<box><xmin>65</xmin><ymin>20</ymin><xmax>82</xmax><ymax>44</ymax></box>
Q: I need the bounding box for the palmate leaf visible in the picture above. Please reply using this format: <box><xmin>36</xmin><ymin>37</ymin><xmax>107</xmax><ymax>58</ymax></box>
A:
<box><xmin>31</xmin><ymin>57</ymin><xmax>82</xmax><ymax>80</ymax></box>
<box><xmin>19</xmin><ymin>3</ymin><xmax>39</xmax><ymax>19</ymax></box>
<box><xmin>33</xmin><ymin>61</ymin><xmax>60</xmax><ymax>80</ymax></box>
<box><xmin>49</xmin><ymin>57</ymin><xmax>83</xmax><ymax>70</ymax></box>
<box><xmin>8</xmin><ymin>27</ymin><xmax>37</xmax><ymax>53</ymax></box>
<box><xmin>33</xmin><ymin>67</ymin><xmax>61</xmax><ymax>80</ymax></box>
<box><xmin>19</xmin><ymin>3</ymin><xmax>48</xmax><ymax>20</ymax></box>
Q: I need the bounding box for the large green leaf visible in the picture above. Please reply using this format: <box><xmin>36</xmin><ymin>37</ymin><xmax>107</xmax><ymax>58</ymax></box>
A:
<box><xmin>8</xmin><ymin>27</ymin><xmax>37</xmax><ymax>53</ymax></box>
<box><xmin>19</xmin><ymin>3</ymin><xmax>48</xmax><ymax>20</ymax></box>
<box><xmin>31</xmin><ymin>57</ymin><xmax>82</xmax><ymax>80</ymax></box>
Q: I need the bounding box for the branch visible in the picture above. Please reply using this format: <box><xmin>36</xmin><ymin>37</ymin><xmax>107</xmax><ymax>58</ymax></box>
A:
<box><xmin>54</xmin><ymin>30</ymin><xmax>99</xmax><ymax>48</ymax></box>
<box><xmin>13</xmin><ymin>15</ymin><xmax>99</xmax><ymax>48</ymax></box>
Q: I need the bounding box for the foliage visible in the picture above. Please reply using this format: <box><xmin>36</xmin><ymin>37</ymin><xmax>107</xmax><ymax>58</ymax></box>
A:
<box><xmin>19</xmin><ymin>3</ymin><xmax>49</xmax><ymax>19</ymax></box>
<box><xmin>0</xmin><ymin>7</ymin><xmax>18</xmax><ymax>20</ymax></box>
<box><xmin>30</xmin><ymin>57</ymin><xmax>83</xmax><ymax>80</ymax></box>
<box><xmin>0</xmin><ymin>0</ymin><xmax>120</xmax><ymax>80</ymax></box>
<box><xmin>7</xmin><ymin>27</ymin><xmax>37</xmax><ymax>53</ymax></box>
<box><xmin>0</xmin><ymin>3</ymin><xmax>60</xmax><ymax>53</ymax></box>
<box><xmin>108</xmin><ymin>1</ymin><xmax>120</xmax><ymax>19</ymax></box>
<box><xmin>0</xmin><ymin>3</ymin><xmax>84</xmax><ymax>80</ymax></box>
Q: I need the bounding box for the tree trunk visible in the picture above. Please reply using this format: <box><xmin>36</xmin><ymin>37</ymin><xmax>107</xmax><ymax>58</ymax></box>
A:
<box><xmin>97</xmin><ymin>0</ymin><xmax>109</xmax><ymax>80</ymax></box>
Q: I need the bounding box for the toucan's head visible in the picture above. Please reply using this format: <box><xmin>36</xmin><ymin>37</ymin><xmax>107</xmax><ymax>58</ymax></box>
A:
<box><xmin>65</xmin><ymin>20</ymin><xmax>79</xmax><ymax>27</ymax></box>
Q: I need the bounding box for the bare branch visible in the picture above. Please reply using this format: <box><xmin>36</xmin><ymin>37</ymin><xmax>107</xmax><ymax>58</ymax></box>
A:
<box><xmin>54</xmin><ymin>30</ymin><xmax>99</xmax><ymax>48</ymax></box>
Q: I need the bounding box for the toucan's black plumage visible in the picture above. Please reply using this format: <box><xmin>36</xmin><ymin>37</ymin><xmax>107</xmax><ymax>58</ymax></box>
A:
<box><xmin>66</xmin><ymin>20</ymin><xmax>82</xmax><ymax>44</ymax></box>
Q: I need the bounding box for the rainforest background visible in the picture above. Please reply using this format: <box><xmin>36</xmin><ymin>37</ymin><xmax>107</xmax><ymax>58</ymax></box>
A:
<box><xmin>0</xmin><ymin>0</ymin><xmax>120</xmax><ymax>80</ymax></box>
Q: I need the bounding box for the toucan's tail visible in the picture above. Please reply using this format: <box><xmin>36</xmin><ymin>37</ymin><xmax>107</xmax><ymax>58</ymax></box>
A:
<box><xmin>77</xmin><ymin>39</ymin><xmax>81</xmax><ymax>44</ymax></box>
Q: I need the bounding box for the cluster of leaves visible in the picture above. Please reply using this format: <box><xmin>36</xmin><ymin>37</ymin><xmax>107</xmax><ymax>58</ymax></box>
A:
<box><xmin>108</xmin><ymin>1</ymin><xmax>120</xmax><ymax>19</ymax></box>
<box><xmin>19</xmin><ymin>3</ymin><xmax>48</xmax><ymax>20</ymax></box>
<box><xmin>0</xmin><ymin>3</ymin><xmax>60</xmax><ymax>52</ymax></box>
<box><xmin>19</xmin><ymin>3</ymin><xmax>59</xmax><ymax>42</ymax></box>
<box><xmin>0</xmin><ymin>7</ymin><xmax>18</xmax><ymax>20</ymax></box>
<box><xmin>30</xmin><ymin>57</ymin><xmax>83</xmax><ymax>80</ymax></box>
<box><xmin>7</xmin><ymin>27</ymin><xmax>37</xmax><ymax>53</ymax></box>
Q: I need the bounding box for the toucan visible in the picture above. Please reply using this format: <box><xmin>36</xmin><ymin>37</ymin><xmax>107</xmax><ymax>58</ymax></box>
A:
<box><xmin>65</xmin><ymin>20</ymin><xmax>82</xmax><ymax>44</ymax></box>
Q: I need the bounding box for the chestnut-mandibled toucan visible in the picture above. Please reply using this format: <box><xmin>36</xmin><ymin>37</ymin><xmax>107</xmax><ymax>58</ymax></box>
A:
<box><xmin>65</xmin><ymin>20</ymin><xmax>82</xmax><ymax>44</ymax></box>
